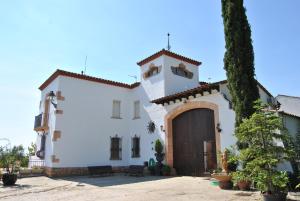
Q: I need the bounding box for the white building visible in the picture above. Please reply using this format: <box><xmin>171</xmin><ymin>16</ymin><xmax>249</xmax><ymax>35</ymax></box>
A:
<box><xmin>34</xmin><ymin>49</ymin><xmax>278</xmax><ymax>177</ymax></box>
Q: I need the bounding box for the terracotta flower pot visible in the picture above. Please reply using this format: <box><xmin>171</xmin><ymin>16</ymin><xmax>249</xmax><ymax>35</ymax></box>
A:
<box><xmin>237</xmin><ymin>180</ymin><xmax>251</xmax><ymax>191</ymax></box>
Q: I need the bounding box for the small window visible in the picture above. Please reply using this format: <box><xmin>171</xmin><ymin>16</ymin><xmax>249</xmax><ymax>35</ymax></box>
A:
<box><xmin>133</xmin><ymin>101</ymin><xmax>140</xmax><ymax>119</ymax></box>
<box><xmin>110</xmin><ymin>136</ymin><xmax>122</xmax><ymax>160</ymax></box>
<box><xmin>112</xmin><ymin>100</ymin><xmax>121</xmax><ymax>118</ymax></box>
<box><xmin>131</xmin><ymin>136</ymin><xmax>140</xmax><ymax>158</ymax></box>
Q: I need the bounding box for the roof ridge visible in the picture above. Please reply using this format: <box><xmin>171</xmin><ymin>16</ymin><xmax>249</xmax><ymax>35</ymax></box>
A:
<box><xmin>39</xmin><ymin>69</ymin><xmax>140</xmax><ymax>90</ymax></box>
<box><xmin>276</xmin><ymin>94</ymin><xmax>300</xmax><ymax>99</ymax></box>
<box><xmin>137</xmin><ymin>49</ymin><xmax>201</xmax><ymax>66</ymax></box>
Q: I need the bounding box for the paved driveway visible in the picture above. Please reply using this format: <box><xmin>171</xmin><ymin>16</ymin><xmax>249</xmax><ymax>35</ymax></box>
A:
<box><xmin>0</xmin><ymin>175</ymin><xmax>261</xmax><ymax>201</ymax></box>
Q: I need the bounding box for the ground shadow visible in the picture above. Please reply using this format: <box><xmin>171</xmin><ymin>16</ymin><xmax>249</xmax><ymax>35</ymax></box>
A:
<box><xmin>55</xmin><ymin>174</ymin><xmax>174</xmax><ymax>188</ymax></box>
<box><xmin>0</xmin><ymin>184</ymin><xmax>32</xmax><ymax>190</ymax></box>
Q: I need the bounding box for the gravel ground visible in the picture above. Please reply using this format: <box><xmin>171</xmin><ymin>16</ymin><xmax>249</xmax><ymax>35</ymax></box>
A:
<box><xmin>0</xmin><ymin>175</ymin><xmax>263</xmax><ymax>201</ymax></box>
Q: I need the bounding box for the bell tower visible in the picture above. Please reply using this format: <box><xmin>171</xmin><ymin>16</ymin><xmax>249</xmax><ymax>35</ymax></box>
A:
<box><xmin>137</xmin><ymin>49</ymin><xmax>201</xmax><ymax>100</ymax></box>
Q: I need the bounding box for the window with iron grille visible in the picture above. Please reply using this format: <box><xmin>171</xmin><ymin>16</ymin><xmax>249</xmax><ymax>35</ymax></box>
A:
<box><xmin>110</xmin><ymin>137</ymin><xmax>122</xmax><ymax>160</ymax></box>
<box><xmin>131</xmin><ymin>136</ymin><xmax>140</xmax><ymax>158</ymax></box>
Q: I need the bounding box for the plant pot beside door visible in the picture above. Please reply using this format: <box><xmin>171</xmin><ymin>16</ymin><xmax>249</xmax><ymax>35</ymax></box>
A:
<box><xmin>231</xmin><ymin>171</ymin><xmax>251</xmax><ymax>191</ymax></box>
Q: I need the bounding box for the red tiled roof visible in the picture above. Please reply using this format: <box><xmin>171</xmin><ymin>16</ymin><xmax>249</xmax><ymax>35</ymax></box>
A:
<box><xmin>39</xmin><ymin>69</ymin><xmax>140</xmax><ymax>90</ymax></box>
<box><xmin>200</xmin><ymin>79</ymin><xmax>273</xmax><ymax>97</ymax></box>
<box><xmin>137</xmin><ymin>49</ymin><xmax>202</xmax><ymax>66</ymax></box>
<box><xmin>151</xmin><ymin>83</ymin><xmax>220</xmax><ymax>105</ymax></box>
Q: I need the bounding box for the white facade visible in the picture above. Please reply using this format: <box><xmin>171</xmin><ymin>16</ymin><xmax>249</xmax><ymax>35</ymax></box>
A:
<box><xmin>35</xmin><ymin>49</ymin><xmax>275</xmax><ymax>172</ymax></box>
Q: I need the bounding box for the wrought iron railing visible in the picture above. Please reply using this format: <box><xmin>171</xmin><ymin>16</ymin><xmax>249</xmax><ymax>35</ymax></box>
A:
<box><xmin>34</xmin><ymin>113</ymin><xmax>43</xmax><ymax>129</ymax></box>
<box><xmin>28</xmin><ymin>159</ymin><xmax>45</xmax><ymax>168</ymax></box>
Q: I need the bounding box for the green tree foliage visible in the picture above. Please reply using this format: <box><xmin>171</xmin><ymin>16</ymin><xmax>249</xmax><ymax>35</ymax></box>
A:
<box><xmin>0</xmin><ymin>145</ymin><xmax>29</xmax><ymax>173</ymax></box>
<box><xmin>155</xmin><ymin>139</ymin><xmax>163</xmax><ymax>154</ymax></box>
<box><xmin>221</xmin><ymin>0</ymin><xmax>259</xmax><ymax>126</ymax></box>
<box><xmin>235</xmin><ymin>100</ymin><xmax>293</xmax><ymax>193</ymax></box>
<box><xmin>28</xmin><ymin>142</ymin><xmax>37</xmax><ymax>156</ymax></box>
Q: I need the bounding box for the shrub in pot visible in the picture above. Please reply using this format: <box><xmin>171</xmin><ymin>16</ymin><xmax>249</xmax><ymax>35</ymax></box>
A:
<box><xmin>154</xmin><ymin>139</ymin><xmax>165</xmax><ymax>176</ymax></box>
<box><xmin>0</xmin><ymin>145</ymin><xmax>26</xmax><ymax>186</ymax></box>
<box><xmin>235</xmin><ymin>101</ymin><xmax>293</xmax><ymax>201</ymax></box>
<box><xmin>162</xmin><ymin>165</ymin><xmax>171</xmax><ymax>176</ymax></box>
<box><xmin>231</xmin><ymin>171</ymin><xmax>251</xmax><ymax>190</ymax></box>
<box><xmin>226</xmin><ymin>146</ymin><xmax>239</xmax><ymax>172</ymax></box>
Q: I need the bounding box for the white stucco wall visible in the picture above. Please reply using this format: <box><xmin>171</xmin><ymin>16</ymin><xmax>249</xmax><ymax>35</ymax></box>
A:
<box><xmin>36</xmin><ymin>77</ymin><xmax>59</xmax><ymax>167</ymax></box>
<box><xmin>163</xmin><ymin>55</ymin><xmax>199</xmax><ymax>96</ymax></box>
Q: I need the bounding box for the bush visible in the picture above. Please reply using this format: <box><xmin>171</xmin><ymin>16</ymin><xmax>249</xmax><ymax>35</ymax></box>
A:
<box><xmin>155</xmin><ymin>140</ymin><xmax>163</xmax><ymax>154</ymax></box>
<box><xmin>225</xmin><ymin>146</ymin><xmax>239</xmax><ymax>172</ymax></box>
<box><xmin>231</xmin><ymin>171</ymin><xmax>251</xmax><ymax>184</ymax></box>
<box><xmin>162</xmin><ymin>165</ymin><xmax>171</xmax><ymax>175</ymax></box>
<box><xmin>235</xmin><ymin>100</ymin><xmax>293</xmax><ymax>194</ymax></box>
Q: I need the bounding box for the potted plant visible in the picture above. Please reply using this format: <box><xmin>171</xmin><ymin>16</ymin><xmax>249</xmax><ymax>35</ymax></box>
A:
<box><xmin>226</xmin><ymin>147</ymin><xmax>239</xmax><ymax>172</ymax></box>
<box><xmin>0</xmin><ymin>146</ymin><xmax>23</xmax><ymax>186</ymax></box>
<box><xmin>162</xmin><ymin>164</ymin><xmax>171</xmax><ymax>176</ymax></box>
<box><xmin>154</xmin><ymin>139</ymin><xmax>165</xmax><ymax>176</ymax></box>
<box><xmin>235</xmin><ymin>101</ymin><xmax>293</xmax><ymax>201</ymax></box>
<box><xmin>231</xmin><ymin>171</ymin><xmax>251</xmax><ymax>190</ymax></box>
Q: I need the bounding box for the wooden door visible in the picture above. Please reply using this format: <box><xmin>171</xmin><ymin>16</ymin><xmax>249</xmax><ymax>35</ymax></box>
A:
<box><xmin>172</xmin><ymin>108</ymin><xmax>216</xmax><ymax>176</ymax></box>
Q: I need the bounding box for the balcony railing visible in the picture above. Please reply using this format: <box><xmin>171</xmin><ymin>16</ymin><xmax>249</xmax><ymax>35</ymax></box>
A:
<box><xmin>34</xmin><ymin>113</ymin><xmax>49</xmax><ymax>132</ymax></box>
<box><xmin>34</xmin><ymin>113</ymin><xmax>43</xmax><ymax>129</ymax></box>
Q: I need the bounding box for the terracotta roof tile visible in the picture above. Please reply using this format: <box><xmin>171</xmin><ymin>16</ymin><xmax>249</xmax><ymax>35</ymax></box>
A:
<box><xmin>137</xmin><ymin>49</ymin><xmax>202</xmax><ymax>66</ymax></box>
<box><xmin>39</xmin><ymin>69</ymin><xmax>140</xmax><ymax>90</ymax></box>
<box><xmin>151</xmin><ymin>83</ymin><xmax>220</xmax><ymax>105</ymax></box>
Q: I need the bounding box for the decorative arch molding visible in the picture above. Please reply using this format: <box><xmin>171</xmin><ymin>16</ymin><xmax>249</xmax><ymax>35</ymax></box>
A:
<box><xmin>171</xmin><ymin>62</ymin><xmax>193</xmax><ymax>79</ymax></box>
<box><xmin>143</xmin><ymin>63</ymin><xmax>162</xmax><ymax>79</ymax></box>
<box><xmin>164</xmin><ymin>101</ymin><xmax>221</xmax><ymax>167</ymax></box>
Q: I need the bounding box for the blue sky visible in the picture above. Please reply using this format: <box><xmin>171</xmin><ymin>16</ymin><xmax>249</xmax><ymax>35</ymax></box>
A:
<box><xmin>0</xmin><ymin>0</ymin><xmax>299</xmax><ymax>148</ymax></box>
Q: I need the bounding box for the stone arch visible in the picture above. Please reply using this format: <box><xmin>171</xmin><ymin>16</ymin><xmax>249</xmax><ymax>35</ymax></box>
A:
<box><xmin>164</xmin><ymin>101</ymin><xmax>221</xmax><ymax>167</ymax></box>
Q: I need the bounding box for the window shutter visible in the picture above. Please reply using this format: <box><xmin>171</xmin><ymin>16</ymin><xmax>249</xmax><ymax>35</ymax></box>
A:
<box><xmin>134</xmin><ymin>101</ymin><xmax>140</xmax><ymax>118</ymax></box>
<box><xmin>112</xmin><ymin>100</ymin><xmax>121</xmax><ymax>118</ymax></box>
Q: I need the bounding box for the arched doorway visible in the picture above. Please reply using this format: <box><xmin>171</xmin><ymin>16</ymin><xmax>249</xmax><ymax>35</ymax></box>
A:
<box><xmin>172</xmin><ymin>108</ymin><xmax>217</xmax><ymax>176</ymax></box>
<box><xmin>164</xmin><ymin>101</ymin><xmax>220</xmax><ymax>176</ymax></box>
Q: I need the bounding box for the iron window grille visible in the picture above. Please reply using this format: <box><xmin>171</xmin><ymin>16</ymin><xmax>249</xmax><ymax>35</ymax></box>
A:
<box><xmin>110</xmin><ymin>136</ymin><xmax>122</xmax><ymax>160</ymax></box>
<box><xmin>131</xmin><ymin>136</ymin><xmax>140</xmax><ymax>158</ymax></box>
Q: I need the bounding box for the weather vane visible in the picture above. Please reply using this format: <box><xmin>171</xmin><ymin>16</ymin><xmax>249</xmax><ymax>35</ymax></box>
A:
<box><xmin>167</xmin><ymin>33</ymin><xmax>171</xmax><ymax>51</ymax></box>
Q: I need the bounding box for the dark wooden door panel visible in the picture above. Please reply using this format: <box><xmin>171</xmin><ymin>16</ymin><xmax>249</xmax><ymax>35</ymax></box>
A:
<box><xmin>173</xmin><ymin>108</ymin><xmax>217</xmax><ymax>176</ymax></box>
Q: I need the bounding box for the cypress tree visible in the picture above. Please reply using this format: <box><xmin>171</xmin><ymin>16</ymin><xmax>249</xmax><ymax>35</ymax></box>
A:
<box><xmin>221</xmin><ymin>0</ymin><xmax>259</xmax><ymax>126</ymax></box>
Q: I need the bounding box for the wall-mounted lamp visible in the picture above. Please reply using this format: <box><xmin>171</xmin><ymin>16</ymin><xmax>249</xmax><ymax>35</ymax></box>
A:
<box><xmin>160</xmin><ymin>125</ymin><xmax>165</xmax><ymax>132</ymax></box>
<box><xmin>216</xmin><ymin>123</ymin><xmax>222</xmax><ymax>133</ymax></box>
<box><xmin>48</xmin><ymin>91</ymin><xmax>57</xmax><ymax>108</ymax></box>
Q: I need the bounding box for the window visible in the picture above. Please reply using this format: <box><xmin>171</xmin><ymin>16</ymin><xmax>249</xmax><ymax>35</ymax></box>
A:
<box><xmin>131</xmin><ymin>136</ymin><xmax>140</xmax><ymax>158</ymax></box>
<box><xmin>171</xmin><ymin>63</ymin><xmax>193</xmax><ymax>79</ymax></box>
<box><xmin>110</xmin><ymin>136</ymin><xmax>122</xmax><ymax>160</ymax></box>
<box><xmin>133</xmin><ymin>101</ymin><xmax>140</xmax><ymax>119</ymax></box>
<box><xmin>112</xmin><ymin>100</ymin><xmax>121</xmax><ymax>118</ymax></box>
